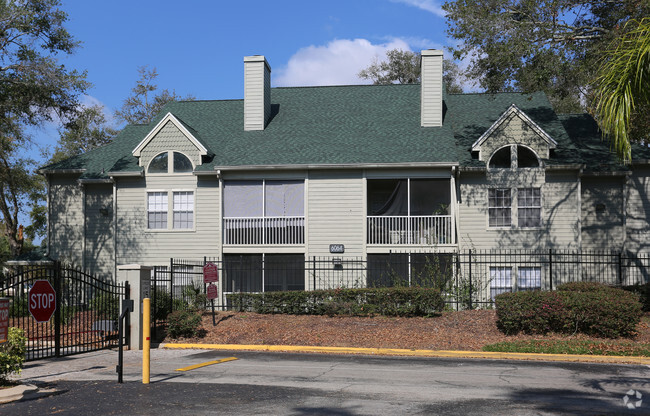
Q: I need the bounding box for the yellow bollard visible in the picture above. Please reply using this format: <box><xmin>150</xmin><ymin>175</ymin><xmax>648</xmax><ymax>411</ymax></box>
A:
<box><xmin>143</xmin><ymin>297</ymin><xmax>150</xmax><ymax>384</ymax></box>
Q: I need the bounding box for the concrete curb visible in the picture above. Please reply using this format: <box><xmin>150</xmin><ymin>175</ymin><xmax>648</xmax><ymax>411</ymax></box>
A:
<box><xmin>0</xmin><ymin>383</ymin><xmax>59</xmax><ymax>404</ymax></box>
<box><xmin>162</xmin><ymin>343</ymin><xmax>650</xmax><ymax>365</ymax></box>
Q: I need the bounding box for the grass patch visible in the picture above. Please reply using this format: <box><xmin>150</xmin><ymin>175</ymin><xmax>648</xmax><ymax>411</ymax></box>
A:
<box><xmin>483</xmin><ymin>339</ymin><xmax>650</xmax><ymax>357</ymax></box>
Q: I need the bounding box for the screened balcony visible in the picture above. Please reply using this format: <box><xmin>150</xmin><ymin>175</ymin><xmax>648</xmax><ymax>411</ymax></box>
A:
<box><xmin>367</xmin><ymin>178</ymin><xmax>455</xmax><ymax>245</ymax></box>
<box><xmin>223</xmin><ymin>180</ymin><xmax>305</xmax><ymax>245</ymax></box>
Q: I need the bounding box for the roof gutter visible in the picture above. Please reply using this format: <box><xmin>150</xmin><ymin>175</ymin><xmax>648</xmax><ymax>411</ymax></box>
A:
<box><xmin>108</xmin><ymin>171</ymin><xmax>144</xmax><ymax>178</ymax></box>
<box><xmin>210</xmin><ymin>162</ymin><xmax>460</xmax><ymax>172</ymax></box>
<box><xmin>78</xmin><ymin>178</ymin><xmax>115</xmax><ymax>184</ymax></box>
<box><xmin>37</xmin><ymin>168</ymin><xmax>86</xmax><ymax>175</ymax></box>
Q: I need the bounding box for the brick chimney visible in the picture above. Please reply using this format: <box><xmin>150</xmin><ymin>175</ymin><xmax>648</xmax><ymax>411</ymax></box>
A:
<box><xmin>244</xmin><ymin>55</ymin><xmax>271</xmax><ymax>131</ymax></box>
<box><xmin>420</xmin><ymin>49</ymin><xmax>443</xmax><ymax>127</ymax></box>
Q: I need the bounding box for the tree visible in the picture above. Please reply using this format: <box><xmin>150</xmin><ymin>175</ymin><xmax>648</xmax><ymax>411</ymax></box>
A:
<box><xmin>593</xmin><ymin>18</ymin><xmax>650</xmax><ymax>163</ymax></box>
<box><xmin>358</xmin><ymin>49</ymin><xmax>465</xmax><ymax>93</ymax></box>
<box><xmin>51</xmin><ymin>105</ymin><xmax>118</xmax><ymax>163</ymax></box>
<box><xmin>115</xmin><ymin>66</ymin><xmax>195</xmax><ymax>125</ymax></box>
<box><xmin>0</xmin><ymin>0</ymin><xmax>88</xmax><ymax>258</ymax></box>
<box><xmin>442</xmin><ymin>0</ymin><xmax>650</xmax><ymax>113</ymax></box>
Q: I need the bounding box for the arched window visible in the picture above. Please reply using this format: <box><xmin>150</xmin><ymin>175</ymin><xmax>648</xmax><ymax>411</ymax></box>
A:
<box><xmin>517</xmin><ymin>146</ymin><xmax>540</xmax><ymax>168</ymax></box>
<box><xmin>488</xmin><ymin>146</ymin><xmax>511</xmax><ymax>169</ymax></box>
<box><xmin>147</xmin><ymin>151</ymin><xmax>194</xmax><ymax>173</ymax></box>
<box><xmin>488</xmin><ymin>145</ymin><xmax>540</xmax><ymax>169</ymax></box>
<box><xmin>148</xmin><ymin>152</ymin><xmax>168</xmax><ymax>173</ymax></box>
<box><xmin>173</xmin><ymin>152</ymin><xmax>193</xmax><ymax>172</ymax></box>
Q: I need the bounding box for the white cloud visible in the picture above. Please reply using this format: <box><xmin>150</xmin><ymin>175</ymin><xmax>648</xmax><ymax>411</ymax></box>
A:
<box><xmin>274</xmin><ymin>38</ymin><xmax>413</xmax><ymax>87</ymax></box>
<box><xmin>391</xmin><ymin>0</ymin><xmax>446</xmax><ymax>18</ymax></box>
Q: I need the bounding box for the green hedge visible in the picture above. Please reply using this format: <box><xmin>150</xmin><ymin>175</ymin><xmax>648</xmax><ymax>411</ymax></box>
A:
<box><xmin>495</xmin><ymin>283</ymin><xmax>643</xmax><ymax>338</ymax></box>
<box><xmin>227</xmin><ymin>287</ymin><xmax>445</xmax><ymax>317</ymax></box>
<box><xmin>622</xmin><ymin>283</ymin><xmax>650</xmax><ymax>311</ymax></box>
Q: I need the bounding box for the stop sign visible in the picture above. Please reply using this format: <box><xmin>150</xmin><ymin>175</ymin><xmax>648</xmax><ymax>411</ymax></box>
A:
<box><xmin>29</xmin><ymin>280</ymin><xmax>57</xmax><ymax>323</ymax></box>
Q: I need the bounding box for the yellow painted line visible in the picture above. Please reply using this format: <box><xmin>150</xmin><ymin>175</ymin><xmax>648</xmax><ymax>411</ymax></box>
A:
<box><xmin>175</xmin><ymin>357</ymin><xmax>238</xmax><ymax>372</ymax></box>
<box><xmin>163</xmin><ymin>343</ymin><xmax>650</xmax><ymax>365</ymax></box>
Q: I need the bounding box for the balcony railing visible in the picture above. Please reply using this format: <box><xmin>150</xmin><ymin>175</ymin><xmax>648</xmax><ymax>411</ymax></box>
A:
<box><xmin>367</xmin><ymin>215</ymin><xmax>455</xmax><ymax>245</ymax></box>
<box><xmin>224</xmin><ymin>217</ymin><xmax>305</xmax><ymax>245</ymax></box>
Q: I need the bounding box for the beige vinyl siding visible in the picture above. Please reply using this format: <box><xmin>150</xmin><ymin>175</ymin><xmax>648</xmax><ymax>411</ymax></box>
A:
<box><xmin>307</xmin><ymin>171</ymin><xmax>364</xmax><ymax>257</ymax></box>
<box><xmin>244</xmin><ymin>57</ymin><xmax>271</xmax><ymax>130</ymax></box>
<box><xmin>457</xmin><ymin>170</ymin><xmax>579</xmax><ymax>250</ymax></box>
<box><xmin>625</xmin><ymin>166</ymin><xmax>650</xmax><ymax>253</ymax></box>
<box><xmin>115</xmin><ymin>175</ymin><xmax>220</xmax><ymax>266</ymax></box>
<box><xmin>83</xmin><ymin>184</ymin><xmax>114</xmax><ymax>279</ymax></box>
<box><xmin>49</xmin><ymin>175</ymin><xmax>84</xmax><ymax>266</ymax></box>
<box><xmin>420</xmin><ymin>52</ymin><xmax>443</xmax><ymax>127</ymax></box>
<box><xmin>140</xmin><ymin>121</ymin><xmax>202</xmax><ymax>169</ymax></box>
<box><xmin>581</xmin><ymin>177</ymin><xmax>625</xmax><ymax>250</ymax></box>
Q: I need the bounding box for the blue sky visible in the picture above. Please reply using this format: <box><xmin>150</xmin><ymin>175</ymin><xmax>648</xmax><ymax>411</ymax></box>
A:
<box><xmin>54</xmin><ymin>0</ymin><xmax>450</xmax><ymax>128</ymax></box>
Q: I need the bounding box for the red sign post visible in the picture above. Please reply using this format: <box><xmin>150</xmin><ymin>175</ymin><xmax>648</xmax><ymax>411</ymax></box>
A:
<box><xmin>203</xmin><ymin>262</ymin><xmax>219</xmax><ymax>284</ymax></box>
<box><xmin>0</xmin><ymin>298</ymin><xmax>9</xmax><ymax>344</ymax></box>
<box><xmin>29</xmin><ymin>280</ymin><xmax>57</xmax><ymax>323</ymax></box>
<box><xmin>207</xmin><ymin>283</ymin><xmax>218</xmax><ymax>300</ymax></box>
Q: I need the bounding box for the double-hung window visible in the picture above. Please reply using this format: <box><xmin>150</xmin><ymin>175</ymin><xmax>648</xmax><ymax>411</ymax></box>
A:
<box><xmin>518</xmin><ymin>188</ymin><xmax>541</xmax><ymax>228</ymax></box>
<box><xmin>518</xmin><ymin>267</ymin><xmax>541</xmax><ymax>291</ymax></box>
<box><xmin>488</xmin><ymin>189</ymin><xmax>511</xmax><ymax>227</ymax></box>
<box><xmin>147</xmin><ymin>191</ymin><xmax>194</xmax><ymax>230</ymax></box>
<box><xmin>147</xmin><ymin>192</ymin><xmax>168</xmax><ymax>229</ymax></box>
<box><xmin>490</xmin><ymin>266</ymin><xmax>512</xmax><ymax>300</ymax></box>
<box><xmin>173</xmin><ymin>191</ymin><xmax>194</xmax><ymax>229</ymax></box>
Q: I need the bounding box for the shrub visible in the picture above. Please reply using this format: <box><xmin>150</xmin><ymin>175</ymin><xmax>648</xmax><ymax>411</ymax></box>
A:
<box><xmin>495</xmin><ymin>283</ymin><xmax>643</xmax><ymax>338</ymax></box>
<box><xmin>227</xmin><ymin>287</ymin><xmax>445</xmax><ymax>317</ymax></box>
<box><xmin>90</xmin><ymin>293</ymin><xmax>120</xmax><ymax>322</ymax></box>
<box><xmin>152</xmin><ymin>288</ymin><xmax>173</xmax><ymax>321</ymax></box>
<box><xmin>495</xmin><ymin>291</ymin><xmax>571</xmax><ymax>335</ymax></box>
<box><xmin>167</xmin><ymin>310</ymin><xmax>202</xmax><ymax>339</ymax></box>
<box><xmin>622</xmin><ymin>283</ymin><xmax>650</xmax><ymax>311</ymax></box>
<box><xmin>0</xmin><ymin>328</ymin><xmax>27</xmax><ymax>381</ymax></box>
<box><xmin>559</xmin><ymin>283</ymin><xmax>642</xmax><ymax>338</ymax></box>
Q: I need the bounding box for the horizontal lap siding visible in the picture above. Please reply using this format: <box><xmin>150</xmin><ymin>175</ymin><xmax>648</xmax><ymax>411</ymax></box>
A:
<box><xmin>458</xmin><ymin>170</ymin><xmax>579</xmax><ymax>250</ymax></box>
<box><xmin>50</xmin><ymin>175</ymin><xmax>83</xmax><ymax>266</ymax></box>
<box><xmin>308</xmin><ymin>171</ymin><xmax>364</xmax><ymax>257</ymax></box>
<box><xmin>626</xmin><ymin>167</ymin><xmax>650</xmax><ymax>253</ymax></box>
<box><xmin>84</xmin><ymin>184</ymin><xmax>114</xmax><ymax>280</ymax></box>
<box><xmin>115</xmin><ymin>176</ymin><xmax>220</xmax><ymax>267</ymax></box>
<box><xmin>581</xmin><ymin>177</ymin><xmax>624</xmax><ymax>250</ymax></box>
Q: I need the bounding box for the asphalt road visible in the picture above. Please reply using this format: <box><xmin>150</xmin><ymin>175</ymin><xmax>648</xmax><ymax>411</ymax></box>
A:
<box><xmin>5</xmin><ymin>349</ymin><xmax>650</xmax><ymax>415</ymax></box>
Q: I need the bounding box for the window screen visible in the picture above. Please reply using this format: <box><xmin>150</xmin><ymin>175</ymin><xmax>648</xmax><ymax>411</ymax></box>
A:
<box><xmin>265</xmin><ymin>181</ymin><xmax>304</xmax><ymax>217</ymax></box>
<box><xmin>223</xmin><ymin>181</ymin><xmax>263</xmax><ymax>217</ymax></box>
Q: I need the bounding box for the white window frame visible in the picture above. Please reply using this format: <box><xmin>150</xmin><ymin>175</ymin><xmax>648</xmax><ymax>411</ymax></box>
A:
<box><xmin>517</xmin><ymin>266</ymin><xmax>542</xmax><ymax>291</ymax></box>
<box><xmin>517</xmin><ymin>187</ymin><xmax>542</xmax><ymax>228</ymax></box>
<box><xmin>147</xmin><ymin>191</ymin><xmax>168</xmax><ymax>230</ymax></box>
<box><xmin>146</xmin><ymin>189</ymin><xmax>196</xmax><ymax>232</ymax></box>
<box><xmin>146</xmin><ymin>150</ymin><xmax>195</xmax><ymax>175</ymax></box>
<box><xmin>490</xmin><ymin>266</ymin><xmax>512</xmax><ymax>300</ymax></box>
<box><xmin>488</xmin><ymin>188</ymin><xmax>511</xmax><ymax>228</ymax></box>
<box><xmin>173</xmin><ymin>191</ymin><xmax>194</xmax><ymax>229</ymax></box>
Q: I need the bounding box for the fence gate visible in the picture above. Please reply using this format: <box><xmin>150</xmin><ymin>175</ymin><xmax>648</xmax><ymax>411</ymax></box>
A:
<box><xmin>0</xmin><ymin>262</ymin><xmax>127</xmax><ymax>361</ymax></box>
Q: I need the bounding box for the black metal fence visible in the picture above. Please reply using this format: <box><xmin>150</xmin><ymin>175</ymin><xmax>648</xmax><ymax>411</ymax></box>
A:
<box><xmin>0</xmin><ymin>262</ymin><xmax>127</xmax><ymax>361</ymax></box>
<box><xmin>149</xmin><ymin>250</ymin><xmax>650</xmax><ymax>321</ymax></box>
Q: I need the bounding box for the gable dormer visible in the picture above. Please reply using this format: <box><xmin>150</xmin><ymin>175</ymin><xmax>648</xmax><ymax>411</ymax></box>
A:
<box><xmin>472</xmin><ymin>104</ymin><xmax>557</xmax><ymax>163</ymax></box>
<box><xmin>132</xmin><ymin>112</ymin><xmax>209</xmax><ymax>171</ymax></box>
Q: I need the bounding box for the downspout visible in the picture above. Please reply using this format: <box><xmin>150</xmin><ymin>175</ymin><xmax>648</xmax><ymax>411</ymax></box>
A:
<box><xmin>81</xmin><ymin>183</ymin><xmax>86</xmax><ymax>271</ymax></box>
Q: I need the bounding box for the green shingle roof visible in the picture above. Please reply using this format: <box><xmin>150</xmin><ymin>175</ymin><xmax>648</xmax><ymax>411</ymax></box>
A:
<box><xmin>40</xmin><ymin>84</ymin><xmax>630</xmax><ymax>178</ymax></box>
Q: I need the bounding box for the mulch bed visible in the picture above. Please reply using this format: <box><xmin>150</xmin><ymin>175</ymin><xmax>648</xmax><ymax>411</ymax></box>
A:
<box><xmin>165</xmin><ymin>310</ymin><xmax>650</xmax><ymax>351</ymax></box>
